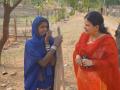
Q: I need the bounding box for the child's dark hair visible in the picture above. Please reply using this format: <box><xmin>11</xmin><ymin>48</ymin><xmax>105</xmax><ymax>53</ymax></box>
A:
<box><xmin>85</xmin><ymin>11</ymin><xmax>110</xmax><ymax>34</ymax></box>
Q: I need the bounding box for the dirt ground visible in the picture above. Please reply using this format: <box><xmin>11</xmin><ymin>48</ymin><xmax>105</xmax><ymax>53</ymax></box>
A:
<box><xmin>0</xmin><ymin>14</ymin><xmax>119</xmax><ymax>90</ymax></box>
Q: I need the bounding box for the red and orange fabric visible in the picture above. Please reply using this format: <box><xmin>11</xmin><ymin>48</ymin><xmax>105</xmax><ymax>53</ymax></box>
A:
<box><xmin>73</xmin><ymin>32</ymin><xmax>120</xmax><ymax>90</ymax></box>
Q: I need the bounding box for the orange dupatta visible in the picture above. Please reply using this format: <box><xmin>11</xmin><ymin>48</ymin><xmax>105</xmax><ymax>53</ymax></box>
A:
<box><xmin>73</xmin><ymin>32</ymin><xmax>120</xmax><ymax>90</ymax></box>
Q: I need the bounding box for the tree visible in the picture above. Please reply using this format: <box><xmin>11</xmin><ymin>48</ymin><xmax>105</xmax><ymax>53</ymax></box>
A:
<box><xmin>31</xmin><ymin>0</ymin><xmax>46</xmax><ymax>15</ymax></box>
<box><xmin>104</xmin><ymin>0</ymin><xmax>120</xmax><ymax>6</ymax></box>
<box><xmin>81</xmin><ymin>0</ymin><xmax>120</xmax><ymax>12</ymax></box>
<box><xmin>0</xmin><ymin>0</ymin><xmax>22</xmax><ymax>64</ymax></box>
<box><xmin>81</xmin><ymin>0</ymin><xmax>102</xmax><ymax>12</ymax></box>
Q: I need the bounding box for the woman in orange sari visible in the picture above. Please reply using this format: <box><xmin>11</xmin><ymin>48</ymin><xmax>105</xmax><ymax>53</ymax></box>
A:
<box><xmin>73</xmin><ymin>11</ymin><xmax>120</xmax><ymax>90</ymax></box>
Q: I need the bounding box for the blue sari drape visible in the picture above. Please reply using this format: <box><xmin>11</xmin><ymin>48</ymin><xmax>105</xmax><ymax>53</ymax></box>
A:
<box><xmin>24</xmin><ymin>16</ymin><xmax>54</xmax><ymax>90</ymax></box>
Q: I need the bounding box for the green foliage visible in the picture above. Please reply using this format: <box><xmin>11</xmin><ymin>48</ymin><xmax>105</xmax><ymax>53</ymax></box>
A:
<box><xmin>80</xmin><ymin>0</ymin><xmax>120</xmax><ymax>11</ymax></box>
<box><xmin>0</xmin><ymin>0</ymin><xmax>4</xmax><ymax>3</ymax></box>
<box><xmin>105</xmin><ymin>0</ymin><xmax>120</xmax><ymax>6</ymax></box>
<box><xmin>0</xmin><ymin>0</ymin><xmax>22</xmax><ymax>7</ymax></box>
<box><xmin>65</xmin><ymin>0</ymin><xmax>78</xmax><ymax>9</ymax></box>
<box><xmin>70</xmin><ymin>10</ymin><xmax>75</xmax><ymax>16</ymax></box>
<box><xmin>57</xmin><ymin>8</ymin><xmax>66</xmax><ymax>21</ymax></box>
<box><xmin>31</xmin><ymin>0</ymin><xmax>46</xmax><ymax>13</ymax></box>
<box><xmin>31</xmin><ymin>0</ymin><xmax>44</xmax><ymax>5</ymax></box>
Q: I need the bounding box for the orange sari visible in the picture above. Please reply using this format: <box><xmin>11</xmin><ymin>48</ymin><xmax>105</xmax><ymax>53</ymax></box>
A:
<box><xmin>73</xmin><ymin>32</ymin><xmax>120</xmax><ymax>90</ymax></box>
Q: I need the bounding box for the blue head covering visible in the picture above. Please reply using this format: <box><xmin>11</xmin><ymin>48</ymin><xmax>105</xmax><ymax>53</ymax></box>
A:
<box><xmin>24</xmin><ymin>16</ymin><xmax>54</xmax><ymax>90</ymax></box>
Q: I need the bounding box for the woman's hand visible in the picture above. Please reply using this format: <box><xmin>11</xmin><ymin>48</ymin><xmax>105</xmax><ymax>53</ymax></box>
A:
<box><xmin>45</xmin><ymin>30</ymin><xmax>52</xmax><ymax>43</ymax></box>
<box><xmin>82</xmin><ymin>59</ymin><xmax>94</xmax><ymax>67</ymax></box>
<box><xmin>54</xmin><ymin>35</ymin><xmax>63</xmax><ymax>48</ymax></box>
<box><xmin>75</xmin><ymin>55</ymin><xmax>82</xmax><ymax>65</ymax></box>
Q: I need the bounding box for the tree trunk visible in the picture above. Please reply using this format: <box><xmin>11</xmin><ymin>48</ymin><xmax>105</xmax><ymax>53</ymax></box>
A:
<box><xmin>100</xmin><ymin>7</ymin><xmax>103</xmax><ymax>15</ymax></box>
<box><xmin>14</xmin><ymin>15</ymin><xmax>17</xmax><ymax>41</ymax></box>
<box><xmin>0</xmin><ymin>7</ymin><xmax>10</xmax><ymax>64</ymax></box>
<box><xmin>0</xmin><ymin>51</ymin><xmax>2</xmax><ymax>64</ymax></box>
<box><xmin>0</xmin><ymin>0</ymin><xmax>22</xmax><ymax>64</ymax></box>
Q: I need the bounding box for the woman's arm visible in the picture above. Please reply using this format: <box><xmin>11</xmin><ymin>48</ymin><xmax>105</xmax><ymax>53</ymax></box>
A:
<box><xmin>38</xmin><ymin>35</ymin><xmax>62</xmax><ymax>67</ymax></box>
<box><xmin>50</xmin><ymin>54</ymin><xmax>56</xmax><ymax>66</ymax></box>
<box><xmin>37</xmin><ymin>49</ymin><xmax>56</xmax><ymax>67</ymax></box>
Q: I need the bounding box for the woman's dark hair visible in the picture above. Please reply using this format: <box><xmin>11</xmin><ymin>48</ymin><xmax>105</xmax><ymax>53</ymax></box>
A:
<box><xmin>84</xmin><ymin>11</ymin><xmax>109</xmax><ymax>34</ymax></box>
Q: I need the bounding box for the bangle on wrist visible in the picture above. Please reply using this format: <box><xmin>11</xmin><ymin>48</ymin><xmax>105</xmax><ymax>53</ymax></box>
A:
<box><xmin>45</xmin><ymin>44</ymin><xmax>50</xmax><ymax>52</ymax></box>
<box><xmin>50</xmin><ymin>48</ymin><xmax>56</xmax><ymax>54</ymax></box>
<box><xmin>51</xmin><ymin>45</ymin><xmax>57</xmax><ymax>51</ymax></box>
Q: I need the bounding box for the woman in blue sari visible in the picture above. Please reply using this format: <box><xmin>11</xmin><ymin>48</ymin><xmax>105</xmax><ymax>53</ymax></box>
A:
<box><xmin>24</xmin><ymin>16</ymin><xmax>62</xmax><ymax>90</ymax></box>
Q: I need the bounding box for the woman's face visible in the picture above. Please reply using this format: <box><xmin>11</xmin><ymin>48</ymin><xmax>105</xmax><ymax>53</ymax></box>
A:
<box><xmin>38</xmin><ymin>22</ymin><xmax>48</xmax><ymax>36</ymax></box>
<box><xmin>84</xmin><ymin>19</ymin><xmax>99</xmax><ymax>36</ymax></box>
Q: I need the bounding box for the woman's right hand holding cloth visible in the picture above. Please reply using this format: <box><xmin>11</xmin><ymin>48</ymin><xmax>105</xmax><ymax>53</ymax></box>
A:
<box><xmin>75</xmin><ymin>55</ymin><xmax>94</xmax><ymax>67</ymax></box>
